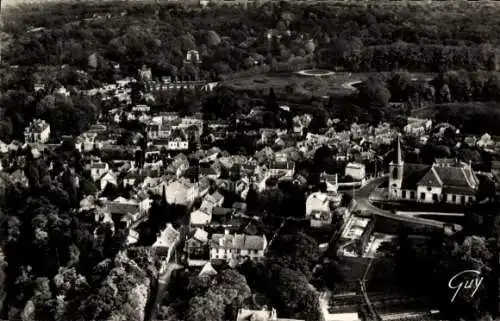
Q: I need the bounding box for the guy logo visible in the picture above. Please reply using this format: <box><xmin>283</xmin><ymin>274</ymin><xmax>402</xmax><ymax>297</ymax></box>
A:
<box><xmin>448</xmin><ymin>270</ymin><xmax>483</xmax><ymax>303</ymax></box>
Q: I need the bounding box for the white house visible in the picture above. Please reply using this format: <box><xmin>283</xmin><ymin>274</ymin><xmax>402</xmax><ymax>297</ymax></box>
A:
<box><xmin>163</xmin><ymin>179</ymin><xmax>198</xmax><ymax>206</ymax></box>
<box><xmin>210</xmin><ymin>230</ymin><xmax>267</xmax><ymax>262</ymax></box>
<box><xmin>153</xmin><ymin>224</ymin><xmax>181</xmax><ymax>271</ymax></box>
<box><xmin>404</xmin><ymin>117</ymin><xmax>432</xmax><ymax>136</ymax></box>
<box><xmin>100</xmin><ymin>172</ymin><xmax>118</xmax><ymax>190</ymax></box>
<box><xmin>186</xmin><ymin>50</ymin><xmax>200</xmax><ymax>63</ymax></box>
<box><xmin>24</xmin><ymin>119</ymin><xmax>50</xmax><ymax>144</ymax></box>
<box><xmin>306</xmin><ymin>192</ymin><xmax>332</xmax><ymax>227</ymax></box>
<box><xmin>190</xmin><ymin>209</ymin><xmax>212</xmax><ymax>226</ymax></box>
<box><xmin>90</xmin><ymin>162</ymin><xmax>110</xmax><ymax>181</ymax></box>
<box><xmin>345</xmin><ymin>163</ymin><xmax>366</xmax><ymax>181</ymax></box>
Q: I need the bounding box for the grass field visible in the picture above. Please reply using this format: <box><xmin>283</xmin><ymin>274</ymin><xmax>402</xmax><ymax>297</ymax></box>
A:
<box><xmin>221</xmin><ymin>71</ymin><xmax>365</xmax><ymax>98</ymax></box>
<box><xmin>221</xmin><ymin>71</ymin><xmax>435</xmax><ymax>100</ymax></box>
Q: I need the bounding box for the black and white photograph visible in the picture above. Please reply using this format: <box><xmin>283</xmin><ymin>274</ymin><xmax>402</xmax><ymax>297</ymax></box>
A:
<box><xmin>1</xmin><ymin>0</ymin><xmax>500</xmax><ymax>320</ymax></box>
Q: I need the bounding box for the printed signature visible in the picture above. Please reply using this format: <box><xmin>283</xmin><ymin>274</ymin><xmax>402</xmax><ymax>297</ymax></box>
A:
<box><xmin>448</xmin><ymin>270</ymin><xmax>483</xmax><ymax>303</ymax></box>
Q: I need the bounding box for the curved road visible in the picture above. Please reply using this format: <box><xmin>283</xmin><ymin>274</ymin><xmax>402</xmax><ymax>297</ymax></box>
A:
<box><xmin>345</xmin><ymin>176</ymin><xmax>450</xmax><ymax>229</ymax></box>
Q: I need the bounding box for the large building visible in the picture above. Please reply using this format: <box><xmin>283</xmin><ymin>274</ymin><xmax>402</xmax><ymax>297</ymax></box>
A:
<box><xmin>24</xmin><ymin>119</ymin><xmax>50</xmax><ymax>144</ymax></box>
<box><xmin>389</xmin><ymin>136</ymin><xmax>478</xmax><ymax>205</ymax></box>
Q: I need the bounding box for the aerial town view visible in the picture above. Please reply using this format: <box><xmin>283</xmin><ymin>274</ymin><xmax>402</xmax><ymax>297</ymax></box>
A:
<box><xmin>0</xmin><ymin>0</ymin><xmax>500</xmax><ymax>321</ymax></box>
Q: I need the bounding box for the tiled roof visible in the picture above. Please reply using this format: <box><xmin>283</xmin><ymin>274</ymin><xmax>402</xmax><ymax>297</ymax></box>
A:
<box><xmin>400</xmin><ymin>163</ymin><xmax>431</xmax><ymax>190</ymax></box>
<box><xmin>210</xmin><ymin>233</ymin><xmax>266</xmax><ymax>250</ymax></box>
<box><xmin>106</xmin><ymin>202</ymin><xmax>139</xmax><ymax>215</ymax></box>
<box><xmin>153</xmin><ymin>224</ymin><xmax>180</xmax><ymax>248</ymax></box>
<box><xmin>434</xmin><ymin>166</ymin><xmax>473</xmax><ymax>187</ymax></box>
<box><xmin>417</xmin><ymin>167</ymin><xmax>442</xmax><ymax>187</ymax></box>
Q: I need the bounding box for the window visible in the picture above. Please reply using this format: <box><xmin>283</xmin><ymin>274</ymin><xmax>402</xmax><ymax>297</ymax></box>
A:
<box><xmin>461</xmin><ymin>196</ymin><xmax>466</xmax><ymax>204</ymax></box>
<box><xmin>420</xmin><ymin>193</ymin><xmax>426</xmax><ymax>200</ymax></box>
<box><xmin>432</xmin><ymin>194</ymin><xmax>438</xmax><ymax>202</ymax></box>
<box><xmin>442</xmin><ymin>194</ymin><xmax>448</xmax><ymax>202</ymax></box>
<box><xmin>469</xmin><ymin>196</ymin><xmax>474</xmax><ymax>203</ymax></box>
<box><xmin>392</xmin><ymin>167</ymin><xmax>399</xmax><ymax>179</ymax></box>
<box><xmin>452</xmin><ymin>195</ymin><xmax>457</xmax><ymax>202</ymax></box>
<box><xmin>410</xmin><ymin>191</ymin><xmax>415</xmax><ymax>199</ymax></box>
<box><xmin>427</xmin><ymin>187</ymin><xmax>432</xmax><ymax>192</ymax></box>
<box><xmin>402</xmin><ymin>191</ymin><xmax>407</xmax><ymax>199</ymax></box>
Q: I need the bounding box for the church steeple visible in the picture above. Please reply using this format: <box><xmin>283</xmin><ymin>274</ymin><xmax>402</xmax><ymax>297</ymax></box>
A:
<box><xmin>396</xmin><ymin>134</ymin><xmax>403</xmax><ymax>165</ymax></box>
<box><xmin>389</xmin><ymin>135</ymin><xmax>404</xmax><ymax>199</ymax></box>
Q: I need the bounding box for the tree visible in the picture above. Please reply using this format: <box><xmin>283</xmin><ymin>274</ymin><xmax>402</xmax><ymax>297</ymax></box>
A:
<box><xmin>266</xmin><ymin>88</ymin><xmax>279</xmax><ymax>112</ymax></box>
<box><xmin>388</xmin><ymin>70</ymin><xmax>412</xmax><ymax>102</ymax></box>
<box><xmin>268</xmin><ymin>232</ymin><xmax>320</xmax><ymax>278</ymax></box>
<box><xmin>439</xmin><ymin>84</ymin><xmax>452</xmax><ymax>103</ymax></box>
<box><xmin>269</xmin><ymin>267</ymin><xmax>319</xmax><ymax>321</ymax></box>
<box><xmin>186</xmin><ymin>293</ymin><xmax>225</xmax><ymax>321</ymax></box>
<box><xmin>357</xmin><ymin>77</ymin><xmax>391</xmax><ymax>112</ymax></box>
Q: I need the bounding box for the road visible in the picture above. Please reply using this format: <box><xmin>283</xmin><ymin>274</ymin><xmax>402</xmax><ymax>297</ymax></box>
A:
<box><xmin>149</xmin><ymin>262</ymin><xmax>183</xmax><ymax>321</ymax></box>
<box><xmin>344</xmin><ymin>176</ymin><xmax>450</xmax><ymax>229</ymax></box>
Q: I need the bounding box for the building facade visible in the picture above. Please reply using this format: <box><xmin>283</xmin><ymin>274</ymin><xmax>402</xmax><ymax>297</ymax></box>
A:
<box><xmin>389</xmin><ymin>136</ymin><xmax>478</xmax><ymax>204</ymax></box>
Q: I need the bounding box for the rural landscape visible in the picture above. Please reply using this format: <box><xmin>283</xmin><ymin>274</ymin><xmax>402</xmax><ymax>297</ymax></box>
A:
<box><xmin>1</xmin><ymin>1</ymin><xmax>500</xmax><ymax>321</ymax></box>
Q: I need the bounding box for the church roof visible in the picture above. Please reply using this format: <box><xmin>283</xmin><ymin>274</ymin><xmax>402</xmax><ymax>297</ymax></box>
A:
<box><xmin>401</xmin><ymin>163</ymin><xmax>431</xmax><ymax>190</ymax></box>
<box><xmin>417</xmin><ymin>167</ymin><xmax>442</xmax><ymax>187</ymax></box>
<box><xmin>434</xmin><ymin>166</ymin><xmax>475</xmax><ymax>188</ymax></box>
<box><xmin>401</xmin><ymin>163</ymin><xmax>477</xmax><ymax>193</ymax></box>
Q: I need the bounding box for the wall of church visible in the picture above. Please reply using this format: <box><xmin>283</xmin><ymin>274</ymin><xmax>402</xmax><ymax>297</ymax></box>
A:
<box><xmin>416</xmin><ymin>186</ymin><xmax>443</xmax><ymax>203</ymax></box>
<box><xmin>442</xmin><ymin>193</ymin><xmax>475</xmax><ymax>205</ymax></box>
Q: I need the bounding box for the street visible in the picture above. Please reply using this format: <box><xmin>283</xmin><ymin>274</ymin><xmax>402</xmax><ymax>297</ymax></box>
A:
<box><xmin>149</xmin><ymin>262</ymin><xmax>183</xmax><ymax>321</ymax></box>
<box><xmin>344</xmin><ymin>176</ymin><xmax>449</xmax><ymax>229</ymax></box>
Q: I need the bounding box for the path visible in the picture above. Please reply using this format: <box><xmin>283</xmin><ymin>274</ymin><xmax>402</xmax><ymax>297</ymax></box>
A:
<box><xmin>150</xmin><ymin>262</ymin><xmax>183</xmax><ymax>321</ymax></box>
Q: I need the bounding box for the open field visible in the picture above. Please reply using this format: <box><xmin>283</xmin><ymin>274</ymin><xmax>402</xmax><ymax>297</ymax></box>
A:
<box><xmin>221</xmin><ymin>71</ymin><xmax>435</xmax><ymax>99</ymax></box>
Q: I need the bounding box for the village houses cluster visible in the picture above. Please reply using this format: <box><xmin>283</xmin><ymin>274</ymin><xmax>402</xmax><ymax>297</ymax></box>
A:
<box><xmin>3</xmin><ymin>66</ymin><xmax>500</xmax><ymax>321</ymax></box>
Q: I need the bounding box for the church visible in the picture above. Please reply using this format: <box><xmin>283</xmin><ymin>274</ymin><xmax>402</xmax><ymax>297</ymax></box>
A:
<box><xmin>388</xmin><ymin>136</ymin><xmax>479</xmax><ymax>205</ymax></box>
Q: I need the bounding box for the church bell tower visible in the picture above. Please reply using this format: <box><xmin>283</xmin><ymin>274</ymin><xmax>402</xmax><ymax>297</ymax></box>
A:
<box><xmin>388</xmin><ymin>135</ymin><xmax>404</xmax><ymax>199</ymax></box>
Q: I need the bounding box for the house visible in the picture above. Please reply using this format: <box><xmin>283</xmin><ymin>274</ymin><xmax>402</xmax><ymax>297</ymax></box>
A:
<box><xmin>268</xmin><ymin>160</ymin><xmax>295</xmax><ymax>178</ymax></box>
<box><xmin>9</xmin><ymin>169</ymin><xmax>29</xmax><ymax>188</ymax></box>
<box><xmin>168</xmin><ymin>129</ymin><xmax>189</xmax><ymax>151</ymax></box>
<box><xmin>132</xmin><ymin>104</ymin><xmax>150</xmax><ymax>113</ymax></box>
<box><xmin>153</xmin><ymin>224</ymin><xmax>180</xmax><ymax>270</ymax></box>
<box><xmin>186</xmin><ymin>228</ymin><xmax>210</xmax><ymax>266</ymax></box>
<box><xmin>345</xmin><ymin>163</ymin><xmax>366</xmax><ymax>181</ymax></box>
<box><xmin>138</xmin><ymin>65</ymin><xmax>152</xmax><ymax>82</ymax></box>
<box><xmin>477</xmin><ymin>133</ymin><xmax>495</xmax><ymax>149</ymax></box>
<box><xmin>24</xmin><ymin>119</ymin><xmax>50</xmax><ymax>144</ymax></box>
<box><xmin>210</xmin><ymin>230</ymin><xmax>267</xmax><ymax>262</ymax></box>
<box><xmin>389</xmin><ymin>136</ymin><xmax>479</xmax><ymax>204</ymax></box>
<box><xmin>199</xmin><ymin>165</ymin><xmax>221</xmax><ymax>180</ymax></box>
<box><xmin>236</xmin><ymin>307</ymin><xmax>304</xmax><ymax>321</ymax></box>
<box><xmin>210</xmin><ymin>207</ymin><xmax>235</xmax><ymax>227</ymax></box>
<box><xmin>105</xmin><ymin>197</ymin><xmax>141</xmax><ymax>226</ymax></box>
<box><xmin>404</xmin><ymin>117</ymin><xmax>432</xmax><ymax>136</ymax></box>
<box><xmin>163</xmin><ymin>179</ymin><xmax>198</xmax><ymax>206</ymax></box>
<box><xmin>55</xmin><ymin>86</ymin><xmax>70</xmax><ymax>97</ymax></box>
<box><xmin>199</xmin><ymin>262</ymin><xmax>218</xmax><ymax>277</ymax></box>
<box><xmin>167</xmin><ymin>153</ymin><xmax>190</xmax><ymax>178</ymax></box>
<box><xmin>190</xmin><ymin>209</ymin><xmax>212</xmax><ymax>226</ymax></box>
<box><xmin>306</xmin><ymin>192</ymin><xmax>332</xmax><ymax>227</ymax></box>
<box><xmin>90</xmin><ymin>162</ymin><xmax>110</xmax><ymax>181</ymax></box>
<box><xmin>319</xmin><ymin>293</ymin><xmax>361</xmax><ymax>321</ymax></box>
<box><xmin>320</xmin><ymin>173</ymin><xmax>338</xmax><ymax>194</ymax></box>
<box><xmin>200</xmin><ymin>191</ymin><xmax>225</xmax><ymax>213</ymax></box>
<box><xmin>340</xmin><ymin>215</ymin><xmax>375</xmax><ymax>256</ymax></box>
<box><xmin>186</xmin><ymin>50</ymin><xmax>200</xmax><ymax>63</ymax></box>
<box><xmin>123</xmin><ymin>171</ymin><xmax>141</xmax><ymax>187</ymax></box>
<box><xmin>99</xmin><ymin>171</ymin><xmax>118</xmax><ymax>191</ymax></box>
